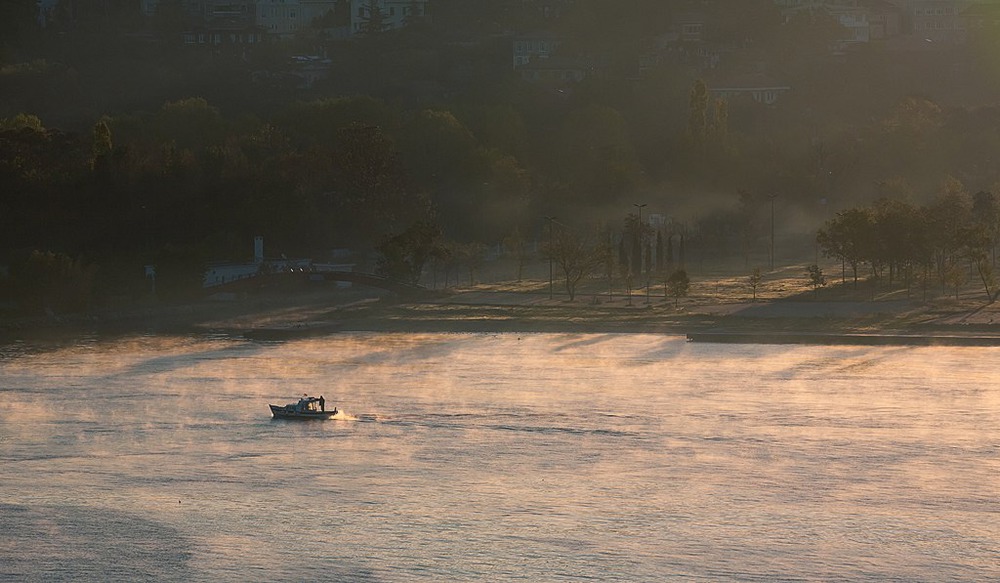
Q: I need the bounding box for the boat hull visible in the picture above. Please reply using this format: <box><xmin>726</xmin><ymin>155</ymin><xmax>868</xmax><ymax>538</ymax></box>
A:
<box><xmin>269</xmin><ymin>404</ymin><xmax>337</xmax><ymax>420</ymax></box>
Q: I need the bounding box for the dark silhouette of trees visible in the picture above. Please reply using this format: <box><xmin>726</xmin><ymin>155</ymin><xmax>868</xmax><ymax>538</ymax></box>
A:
<box><xmin>666</xmin><ymin>269</ymin><xmax>689</xmax><ymax>307</ymax></box>
<box><xmin>748</xmin><ymin>267</ymin><xmax>762</xmax><ymax>301</ymax></box>
<box><xmin>817</xmin><ymin>207</ymin><xmax>874</xmax><ymax>287</ymax></box>
<box><xmin>545</xmin><ymin>223</ymin><xmax>608</xmax><ymax>301</ymax></box>
<box><xmin>358</xmin><ymin>1</ymin><xmax>389</xmax><ymax>36</ymax></box>
<box><xmin>10</xmin><ymin>250</ymin><xmax>98</xmax><ymax>314</ymax></box>
<box><xmin>816</xmin><ymin>189</ymin><xmax>1000</xmax><ymax>303</ymax></box>
<box><xmin>806</xmin><ymin>264</ymin><xmax>826</xmax><ymax>296</ymax></box>
<box><xmin>502</xmin><ymin>226</ymin><xmax>529</xmax><ymax>281</ymax></box>
<box><xmin>11</xmin><ymin>4</ymin><xmax>1000</xmax><ymax>313</ymax></box>
<box><xmin>375</xmin><ymin>220</ymin><xmax>444</xmax><ymax>285</ymax></box>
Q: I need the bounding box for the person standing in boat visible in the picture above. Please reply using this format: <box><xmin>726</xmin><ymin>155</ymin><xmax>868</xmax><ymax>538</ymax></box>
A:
<box><xmin>319</xmin><ymin>395</ymin><xmax>325</xmax><ymax>412</ymax></box>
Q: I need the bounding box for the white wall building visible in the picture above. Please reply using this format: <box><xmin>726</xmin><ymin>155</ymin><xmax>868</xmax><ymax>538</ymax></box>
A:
<box><xmin>203</xmin><ymin>236</ymin><xmax>340</xmax><ymax>288</ymax></box>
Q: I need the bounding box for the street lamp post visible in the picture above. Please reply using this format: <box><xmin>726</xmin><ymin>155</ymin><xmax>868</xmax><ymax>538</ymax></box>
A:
<box><xmin>544</xmin><ymin>215</ymin><xmax>556</xmax><ymax>300</ymax></box>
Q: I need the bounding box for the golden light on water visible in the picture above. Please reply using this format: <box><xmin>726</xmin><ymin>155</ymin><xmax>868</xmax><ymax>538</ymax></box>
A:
<box><xmin>1</xmin><ymin>333</ymin><xmax>998</xmax><ymax>580</ymax></box>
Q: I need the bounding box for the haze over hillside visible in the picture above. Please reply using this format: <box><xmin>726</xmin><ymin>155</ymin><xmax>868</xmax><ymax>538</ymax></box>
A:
<box><xmin>3</xmin><ymin>0</ymin><xmax>1000</xmax><ymax>309</ymax></box>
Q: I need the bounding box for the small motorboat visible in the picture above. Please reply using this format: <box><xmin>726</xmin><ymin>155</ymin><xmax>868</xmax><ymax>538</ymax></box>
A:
<box><xmin>269</xmin><ymin>395</ymin><xmax>338</xmax><ymax>420</ymax></box>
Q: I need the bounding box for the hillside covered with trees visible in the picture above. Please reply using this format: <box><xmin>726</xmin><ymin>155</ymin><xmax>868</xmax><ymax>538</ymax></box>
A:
<box><xmin>4</xmin><ymin>0</ymin><xmax>1000</xmax><ymax>312</ymax></box>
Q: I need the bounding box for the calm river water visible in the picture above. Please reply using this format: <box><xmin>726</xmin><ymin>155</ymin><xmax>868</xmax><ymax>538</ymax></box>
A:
<box><xmin>1</xmin><ymin>332</ymin><xmax>998</xmax><ymax>581</ymax></box>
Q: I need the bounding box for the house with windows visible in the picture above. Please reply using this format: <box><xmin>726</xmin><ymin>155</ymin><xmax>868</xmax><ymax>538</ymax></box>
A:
<box><xmin>203</xmin><ymin>236</ymin><xmax>354</xmax><ymax>288</ymax></box>
<box><xmin>182</xmin><ymin>0</ymin><xmax>265</xmax><ymax>48</ymax></box>
<box><xmin>866</xmin><ymin>0</ymin><xmax>904</xmax><ymax>39</ymax></box>
<box><xmin>707</xmin><ymin>72</ymin><xmax>791</xmax><ymax>106</ymax></box>
<box><xmin>349</xmin><ymin>0</ymin><xmax>427</xmax><ymax>36</ymax></box>
<box><xmin>256</xmin><ymin>0</ymin><xmax>304</xmax><ymax>36</ymax></box>
<box><xmin>512</xmin><ymin>32</ymin><xmax>562</xmax><ymax>68</ymax></box>
<box><xmin>775</xmin><ymin>0</ymin><xmax>905</xmax><ymax>46</ymax></box>
<box><xmin>516</xmin><ymin>55</ymin><xmax>591</xmax><ymax>84</ymax></box>
<box><xmin>894</xmin><ymin>0</ymin><xmax>974</xmax><ymax>43</ymax></box>
<box><xmin>155</xmin><ymin>0</ymin><xmax>425</xmax><ymax>41</ymax></box>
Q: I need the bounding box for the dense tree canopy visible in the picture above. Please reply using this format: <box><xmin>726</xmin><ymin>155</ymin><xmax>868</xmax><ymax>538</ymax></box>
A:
<box><xmin>5</xmin><ymin>2</ymin><xmax>1000</xmax><ymax>309</ymax></box>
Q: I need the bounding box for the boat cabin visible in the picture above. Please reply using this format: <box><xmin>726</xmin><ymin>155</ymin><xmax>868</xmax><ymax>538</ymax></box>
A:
<box><xmin>295</xmin><ymin>396</ymin><xmax>322</xmax><ymax>412</ymax></box>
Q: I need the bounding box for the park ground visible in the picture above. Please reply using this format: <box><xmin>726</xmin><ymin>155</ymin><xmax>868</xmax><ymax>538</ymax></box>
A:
<box><xmin>4</xmin><ymin>261</ymin><xmax>1000</xmax><ymax>342</ymax></box>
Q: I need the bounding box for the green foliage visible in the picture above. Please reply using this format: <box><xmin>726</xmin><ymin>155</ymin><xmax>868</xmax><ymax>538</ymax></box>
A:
<box><xmin>154</xmin><ymin>98</ymin><xmax>227</xmax><ymax>150</ymax></box>
<box><xmin>806</xmin><ymin>264</ymin><xmax>826</xmax><ymax>293</ymax></box>
<box><xmin>12</xmin><ymin>250</ymin><xmax>97</xmax><ymax>314</ymax></box>
<box><xmin>748</xmin><ymin>267</ymin><xmax>762</xmax><ymax>301</ymax></box>
<box><xmin>358</xmin><ymin>1</ymin><xmax>389</xmax><ymax>36</ymax></box>
<box><xmin>817</xmin><ymin>207</ymin><xmax>875</xmax><ymax>286</ymax></box>
<box><xmin>8</xmin><ymin>9</ymin><xmax>1000</xmax><ymax>311</ymax></box>
<box><xmin>0</xmin><ymin>0</ymin><xmax>39</xmax><ymax>48</ymax></box>
<box><xmin>0</xmin><ymin>113</ymin><xmax>44</xmax><ymax>131</ymax></box>
<box><xmin>545</xmin><ymin>224</ymin><xmax>608</xmax><ymax>301</ymax></box>
<box><xmin>331</xmin><ymin>122</ymin><xmax>430</xmax><ymax>244</ymax></box>
<box><xmin>666</xmin><ymin>269</ymin><xmax>690</xmax><ymax>306</ymax></box>
<box><xmin>150</xmin><ymin>244</ymin><xmax>208</xmax><ymax>300</ymax></box>
<box><xmin>686</xmin><ymin>79</ymin><xmax>709</xmax><ymax>153</ymax></box>
<box><xmin>815</xmin><ymin>187</ymin><xmax>1000</xmax><ymax>302</ymax></box>
<box><xmin>375</xmin><ymin>221</ymin><xmax>444</xmax><ymax>285</ymax></box>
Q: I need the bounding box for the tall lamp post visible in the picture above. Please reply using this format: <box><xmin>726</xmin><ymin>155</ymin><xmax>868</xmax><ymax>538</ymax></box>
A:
<box><xmin>544</xmin><ymin>215</ymin><xmax>557</xmax><ymax>300</ymax></box>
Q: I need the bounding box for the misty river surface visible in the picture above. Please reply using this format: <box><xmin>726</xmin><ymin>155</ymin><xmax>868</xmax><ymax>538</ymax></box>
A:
<box><xmin>1</xmin><ymin>332</ymin><xmax>999</xmax><ymax>582</ymax></box>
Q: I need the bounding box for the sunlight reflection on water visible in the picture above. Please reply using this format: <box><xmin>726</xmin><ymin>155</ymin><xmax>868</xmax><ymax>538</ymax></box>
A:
<box><xmin>1</xmin><ymin>332</ymin><xmax>998</xmax><ymax>581</ymax></box>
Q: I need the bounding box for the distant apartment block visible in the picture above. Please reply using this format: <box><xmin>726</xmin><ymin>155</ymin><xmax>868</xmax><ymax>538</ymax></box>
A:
<box><xmin>181</xmin><ymin>0</ymin><xmax>265</xmax><ymax>46</ymax></box>
<box><xmin>776</xmin><ymin>1</ymin><xmax>987</xmax><ymax>45</ymax></box>
<box><xmin>350</xmin><ymin>0</ymin><xmax>427</xmax><ymax>36</ymax></box>
<box><xmin>894</xmin><ymin>0</ymin><xmax>975</xmax><ymax>42</ymax></box>
<box><xmin>146</xmin><ymin>0</ymin><xmax>426</xmax><ymax>39</ymax></box>
<box><xmin>512</xmin><ymin>32</ymin><xmax>562</xmax><ymax>68</ymax></box>
<box><xmin>255</xmin><ymin>0</ymin><xmax>304</xmax><ymax>36</ymax></box>
<box><xmin>707</xmin><ymin>72</ymin><xmax>791</xmax><ymax>105</ymax></box>
<box><xmin>516</xmin><ymin>56</ymin><xmax>589</xmax><ymax>83</ymax></box>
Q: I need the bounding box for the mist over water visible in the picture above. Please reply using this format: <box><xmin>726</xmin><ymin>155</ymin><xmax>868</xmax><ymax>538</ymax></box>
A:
<box><xmin>1</xmin><ymin>333</ymin><xmax>998</xmax><ymax>581</ymax></box>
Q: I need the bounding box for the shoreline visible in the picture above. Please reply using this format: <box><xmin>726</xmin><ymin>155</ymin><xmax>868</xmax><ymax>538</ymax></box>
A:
<box><xmin>4</xmin><ymin>284</ymin><xmax>1000</xmax><ymax>346</ymax></box>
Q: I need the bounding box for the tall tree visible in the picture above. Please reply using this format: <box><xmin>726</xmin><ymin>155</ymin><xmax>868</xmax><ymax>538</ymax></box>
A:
<box><xmin>359</xmin><ymin>1</ymin><xmax>389</xmax><ymax>35</ymax></box>
<box><xmin>817</xmin><ymin>208</ymin><xmax>875</xmax><ymax>288</ymax></box>
<box><xmin>546</xmin><ymin>224</ymin><xmax>608</xmax><ymax>301</ymax></box>
<box><xmin>666</xmin><ymin>269</ymin><xmax>690</xmax><ymax>307</ymax></box>
<box><xmin>686</xmin><ymin>79</ymin><xmax>710</xmax><ymax>158</ymax></box>
<box><xmin>375</xmin><ymin>220</ymin><xmax>444</xmax><ymax>285</ymax></box>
